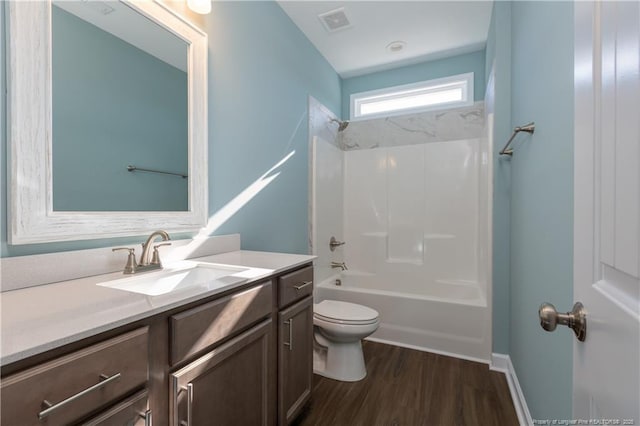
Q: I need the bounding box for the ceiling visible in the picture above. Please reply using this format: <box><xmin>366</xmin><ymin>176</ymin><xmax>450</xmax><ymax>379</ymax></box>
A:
<box><xmin>278</xmin><ymin>1</ymin><xmax>493</xmax><ymax>78</ymax></box>
<box><xmin>55</xmin><ymin>0</ymin><xmax>187</xmax><ymax>71</ymax></box>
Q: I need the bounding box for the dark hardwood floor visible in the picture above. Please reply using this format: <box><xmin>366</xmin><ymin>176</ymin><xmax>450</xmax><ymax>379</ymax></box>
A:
<box><xmin>294</xmin><ymin>341</ymin><xmax>519</xmax><ymax>426</ymax></box>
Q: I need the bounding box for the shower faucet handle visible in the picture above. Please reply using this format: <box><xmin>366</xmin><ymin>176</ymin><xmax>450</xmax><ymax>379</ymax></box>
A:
<box><xmin>329</xmin><ymin>236</ymin><xmax>346</xmax><ymax>252</ymax></box>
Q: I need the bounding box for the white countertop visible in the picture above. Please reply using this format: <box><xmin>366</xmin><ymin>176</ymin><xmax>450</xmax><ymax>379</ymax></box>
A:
<box><xmin>0</xmin><ymin>250</ymin><xmax>315</xmax><ymax>366</ymax></box>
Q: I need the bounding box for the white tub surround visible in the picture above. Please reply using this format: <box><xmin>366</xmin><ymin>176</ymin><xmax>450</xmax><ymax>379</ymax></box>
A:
<box><xmin>308</xmin><ymin>97</ymin><xmax>344</xmax><ymax>285</ymax></box>
<box><xmin>310</xmin><ymin>102</ymin><xmax>492</xmax><ymax>363</ymax></box>
<box><xmin>1</xmin><ymin>241</ymin><xmax>315</xmax><ymax>365</ymax></box>
<box><xmin>316</xmin><ymin>273</ymin><xmax>489</xmax><ymax>362</ymax></box>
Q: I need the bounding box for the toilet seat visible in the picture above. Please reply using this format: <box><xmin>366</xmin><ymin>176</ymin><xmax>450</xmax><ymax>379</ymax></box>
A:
<box><xmin>314</xmin><ymin>300</ymin><xmax>379</xmax><ymax>325</ymax></box>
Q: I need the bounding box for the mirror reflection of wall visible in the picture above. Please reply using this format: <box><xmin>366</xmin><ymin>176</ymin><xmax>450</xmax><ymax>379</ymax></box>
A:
<box><xmin>51</xmin><ymin>2</ymin><xmax>189</xmax><ymax>212</ymax></box>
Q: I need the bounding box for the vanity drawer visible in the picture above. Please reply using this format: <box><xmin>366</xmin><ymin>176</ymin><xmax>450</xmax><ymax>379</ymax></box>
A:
<box><xmin>81</xmin><ymin>390</ymin><xmax>150</xmax><ymax>426</ymax></box>
<box><xmin>278</xmin><ymin>265</ymin><xmax>313</xmax><ymax>308</ymax></box>
<box><xmin>0</xmin><ymin>327</ymin><xmax>149</xmax><ymax>426</ymax></box>
<box><xmin>170</xmin><ymin>281</ymin><xmax>272</xmax><ymax>365</ymax></box>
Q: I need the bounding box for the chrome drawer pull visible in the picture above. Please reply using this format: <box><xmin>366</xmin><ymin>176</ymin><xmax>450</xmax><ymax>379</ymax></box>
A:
<box><xmin>179</xmin><ymin>383</ymin><xmax>193</xmax><ymax>426</ymax></box>
<box><xmin>293</xmin><ymin>281</ymin><xmax>312</xmax><ymax>290</ymax></box>
<box><xmin>38</xmin><ymin>372</ymin><xmax>122</xmax><ymax>420</ymax></box>
<box><xmin>283</xmin><ymin>319</ymin><xmax>293</xmax><ymax>351</ymax></box>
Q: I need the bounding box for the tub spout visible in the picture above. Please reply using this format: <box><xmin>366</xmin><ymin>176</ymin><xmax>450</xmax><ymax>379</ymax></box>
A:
<box><xmin>330</xmin><ymin>261</ymin><xmax>348</xmax><ymax>271</ymax></box>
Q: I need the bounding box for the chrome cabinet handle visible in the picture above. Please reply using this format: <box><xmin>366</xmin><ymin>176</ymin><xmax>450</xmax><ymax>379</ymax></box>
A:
<box><xmin>139</xmin><ymin>409</ymin><xmax>152</xmax><ymax>426</ymax></box>
<box><xmin>179</xmin><ymin>383</ymin><xmax>193</xmax><ymax>426</ymax></box>
<box><xmin>293</xmin><ymin>281</ymin><xmax>312</xmax><ymax>290</ymax></box>
<box><xmin>38</xmin><ymin>373</ymin><xmax>122</xmax><ymax>420</ymax></box>
<box><xmin>283</xmin><ymin>319</ymin><xmax>293</xmax><ymax>351</ymax></box>
<box><xmin>539</xmin><ymin>302</ymin><xmax>587</xmax><ymax>342</ymax></box>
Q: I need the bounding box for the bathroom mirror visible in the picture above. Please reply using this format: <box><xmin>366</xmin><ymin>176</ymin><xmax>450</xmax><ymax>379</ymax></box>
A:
<box><xmin>51</xmin><ymin>1</ymin><xmax>189</xmax><ymax>212</ymax></box>
<box><xmin>7</xmin><ymin>1</ymin><xmax>208</xmax><ymax>244</ymax></box>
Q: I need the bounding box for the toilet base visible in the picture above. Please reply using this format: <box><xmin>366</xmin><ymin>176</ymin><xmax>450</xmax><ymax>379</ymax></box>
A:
<box><xmin>313</xmin><ymin>336</ymin><xmax>367</xmax><ymax>382</ymax></box>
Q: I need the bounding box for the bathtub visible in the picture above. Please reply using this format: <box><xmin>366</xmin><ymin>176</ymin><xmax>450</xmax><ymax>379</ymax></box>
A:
<box><xmin>315</xmin><ymin>271</ymin><xmax>491</xmax><ymax>362</ymax></box>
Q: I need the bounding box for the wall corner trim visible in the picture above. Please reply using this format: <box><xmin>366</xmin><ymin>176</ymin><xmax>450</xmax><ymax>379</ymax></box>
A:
<box><xmin>490</xmin><ymin>353</ymin><xmax>534</xmax><ymax>426</ymax></box>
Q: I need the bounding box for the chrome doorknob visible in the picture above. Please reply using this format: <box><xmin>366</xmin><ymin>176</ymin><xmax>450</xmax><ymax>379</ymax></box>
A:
<box><xmin>539</xmin><ymin>302</ymin><xmax>587</xmax><ymax>342</ymax></box>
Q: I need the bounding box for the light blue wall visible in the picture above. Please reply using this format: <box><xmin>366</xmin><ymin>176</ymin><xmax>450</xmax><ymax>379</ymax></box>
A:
<box><xmin>486</xmin><ymin>1</ymin><xmax>512</xmax><ymax>356</ymax></box>
<box><xmin>52</xmin><ymin>6</ymin><xmax>188</xmax><ymax>211</ymax></box>
<box><xmin>204</xmin><ymin>1</ymin><xmax>340</xmax><ymax>253</ymax></box>
<box><xmin>341</xmin><ymin>50</ymin><xmax>486</xmax><ymax>120</ymax></box>
<box><xmin>0</xmin><ymin>1</ymin><xmax>341</xmax><ymax>257</ymax></box>
<box><xmin>509</xmin><ymin>1</ymin><xmax>574</xmax><ymax>420</ymax></box>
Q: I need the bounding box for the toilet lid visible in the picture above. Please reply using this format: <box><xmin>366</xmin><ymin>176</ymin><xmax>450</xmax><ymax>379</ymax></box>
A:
<box><xmin>314</xmin><ymin>300</ymin><xmax>379</xmax><ymax>323</ymax></box>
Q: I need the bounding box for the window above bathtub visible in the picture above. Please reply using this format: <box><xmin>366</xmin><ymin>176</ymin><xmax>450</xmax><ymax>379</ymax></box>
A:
<box><xmin>349</xmin><ymin>72</ymin><xmax>474</xmax><ymax>121</ymax></box>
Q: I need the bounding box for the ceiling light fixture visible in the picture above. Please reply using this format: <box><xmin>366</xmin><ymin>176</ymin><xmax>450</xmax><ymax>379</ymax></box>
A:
<box><xmin>386</xmin><ymin>41</ymin><xmax>407</xmax><ymax>53</ymax></box>
<box><xmin>187</xmin><ymin>0</ymin><xmax>211</xmax><ymax>15</ymax></box>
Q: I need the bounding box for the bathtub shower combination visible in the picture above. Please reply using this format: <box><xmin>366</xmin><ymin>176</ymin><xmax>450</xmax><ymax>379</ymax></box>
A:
<box><xmin>309</xmin><ymin>97</ymin><xmax>492</xmax><ymax>363</ymax></box>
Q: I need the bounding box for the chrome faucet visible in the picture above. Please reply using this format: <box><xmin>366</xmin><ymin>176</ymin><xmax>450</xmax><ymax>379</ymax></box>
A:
<box><xmin>139</xmin><ymin>230</ymin><xmax>171</xmax><ymax>267</ymax></box>
<box><xmin>112</xmin><ymin>230</ymin><xmax>171</xmax><ymax>274</ymax></box>
<box><xmin>330</xmin><ymin>261</ymin><xmax>348</xmax><ymax>271</ymax></box>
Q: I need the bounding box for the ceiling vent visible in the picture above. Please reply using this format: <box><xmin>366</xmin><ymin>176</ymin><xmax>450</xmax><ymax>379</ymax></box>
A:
<box><xmin>318</xmin><ymin>7</ymin><xmax>352</xmax><ymax>33</ymax></box>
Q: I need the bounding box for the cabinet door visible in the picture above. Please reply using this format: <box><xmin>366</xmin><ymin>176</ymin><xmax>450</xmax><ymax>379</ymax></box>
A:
<box><xmin>170</xmin><ymin>319</ymin><xmax>274</xmax><ymax>426</ymax></box>
<box><xmin>278</xmin><ymin>296</ymin><xmax>313</xmax><ymax>425</ymax></box>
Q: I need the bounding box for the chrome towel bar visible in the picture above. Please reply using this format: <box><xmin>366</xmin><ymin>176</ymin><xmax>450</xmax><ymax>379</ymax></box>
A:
<box><xmin>127</xmin><ymin>165</ymin><xmax>188</xmax><ymax>178</ymax></box>
<box><xmin>499</xmin><ymin>122</ymin><xmax>535</xmax><ymax>156</ymax></box>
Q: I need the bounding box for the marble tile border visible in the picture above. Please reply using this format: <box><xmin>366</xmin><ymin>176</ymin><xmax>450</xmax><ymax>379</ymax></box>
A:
<box><xmin>339</xmin><ymin>101</ymin><xmax>485</xmax><ymax>151</ymax></box>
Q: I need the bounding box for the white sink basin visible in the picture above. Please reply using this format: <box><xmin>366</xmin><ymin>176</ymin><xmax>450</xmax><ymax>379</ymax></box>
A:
<box><xmin>97</xmin><ymin>262</ymin><xmax>249</xmax><ymax>296</ymax></box>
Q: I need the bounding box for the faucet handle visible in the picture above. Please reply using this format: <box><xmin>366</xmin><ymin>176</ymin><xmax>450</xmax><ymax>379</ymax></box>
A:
<box><xmin>112</xmin><ymin>247</ymin><xmax>137</xmax><ymax>274</ymax></box>
<box><xmin>151</xmin><ymin>243</ymin><xmax>172</xmax><ymax>266</ymax></box>
<box><xmin>329</xmin><ymin>236</ymin><xmax>346</xmax><ymax>251</ymax></box>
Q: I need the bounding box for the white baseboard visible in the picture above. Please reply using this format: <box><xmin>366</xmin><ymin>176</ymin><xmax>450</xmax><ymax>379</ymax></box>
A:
<box><xmin>491</xmin><ymin>353</ymin><xmax>533</xmax><ymax>426</ymax></box>
<box><xmin>490</xmin><ymin>353</ymin><xmax>510</xmax><ymax>372</ymax></box>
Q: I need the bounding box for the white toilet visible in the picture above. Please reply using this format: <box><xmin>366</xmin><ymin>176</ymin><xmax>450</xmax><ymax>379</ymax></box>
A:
<box><xmin>313</xmin><ymin>300</ymin><xmax>380</xmax><ymax>382</ymax></box>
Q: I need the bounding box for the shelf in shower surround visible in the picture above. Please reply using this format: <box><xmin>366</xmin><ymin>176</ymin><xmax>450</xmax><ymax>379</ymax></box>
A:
<box><xmin>361</xmin><ymin>232</ymin><xmax>388</xmax><ymax>237</ymax></box>
<box><xmin>386</xmin><ymin>258</ymin><xmax>424</xmax><ymax>265</ymax></box>
<box><xmin>423</xmin><ymin>234</ymin><xmax>455</xmax><ymax>240</ymax></box>
<box><xmin>435</xmin><ymin>279</ymin><xmax>481</xmax><ymax>287</ymax></box>
<box><xmin>359</xmin><ymin>233</ymin><xmax>455</xmax><ymax>240</ymax></box>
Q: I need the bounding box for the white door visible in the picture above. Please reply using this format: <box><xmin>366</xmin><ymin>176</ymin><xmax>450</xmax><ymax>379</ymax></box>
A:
<box><xmin>573</xmin><ymin>1</ymin><xmax>640</xmax><ymax>422</ymax></box>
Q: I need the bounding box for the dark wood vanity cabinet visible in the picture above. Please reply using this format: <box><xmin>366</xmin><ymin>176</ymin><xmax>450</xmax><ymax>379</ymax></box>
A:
<box><xmin>168</xmin><ymin>281</ymin><xmax>276</xmax><ymax>426</ymax></box>
<box><xmin>81</xmin><ymin>390</ymin><xmax>151</xmax><ymax>426</ymax></box>
<box><xmin>0</xmin><ymin>327</ymin><xmax>149</xmax><ymax>426</ymax></box>
<box><xmin>1</xmin><ymin>263</ymin><xmax>314</xmax><ymax>426</ymax></box>
<box><xmin>170</xmin><ymin>320</ymin><xmax>275</xmax><ymax>426</ymax></box>
<box><xmin>278</xmin><ymin>297</ymin><xmax>314</xmax><ymax>426</ymax></box>
<box><xmin>277</xmin><ymin>265</ymin><xmax>314</xmax><ymax>425</ymax></box>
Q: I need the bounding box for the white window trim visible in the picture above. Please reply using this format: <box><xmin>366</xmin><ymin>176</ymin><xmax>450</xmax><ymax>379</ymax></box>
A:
<box><xmin>349</xmin><ymin>72</ymin><xmax>474</xmax><ymax>121</ymax></box>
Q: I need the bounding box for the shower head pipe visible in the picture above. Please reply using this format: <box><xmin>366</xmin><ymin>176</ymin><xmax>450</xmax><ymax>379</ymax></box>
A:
<box><xmin>329</xmin><ymin>117</ymin><xmax>350</xmax><ymax>132</ymax></box>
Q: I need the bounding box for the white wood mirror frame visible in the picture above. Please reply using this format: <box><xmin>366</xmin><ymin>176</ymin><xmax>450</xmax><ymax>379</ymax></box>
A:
<box><xmin>7</xmin><ymin>1</ymin><xmax>208</xmax><ymax>244</ymax></box>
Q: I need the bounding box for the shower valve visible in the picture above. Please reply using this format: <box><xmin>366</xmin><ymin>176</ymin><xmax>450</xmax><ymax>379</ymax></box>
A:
<box><xmin>329</xmin><ymin>236</ymin><xmax>346</xmax><ymax>251</ymax></box>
